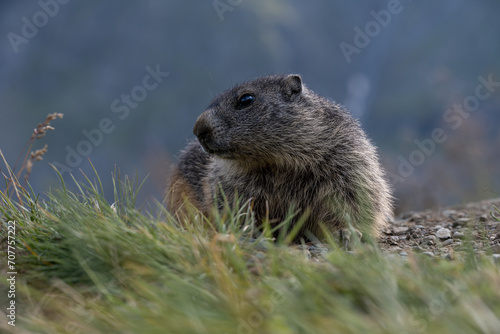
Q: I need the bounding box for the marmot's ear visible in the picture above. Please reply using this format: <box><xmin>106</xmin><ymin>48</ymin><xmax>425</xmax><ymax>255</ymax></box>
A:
<box><xmin>283</xmin><ymin>74</ymin><xmax>302</xmax><ymax>99</ymax></box>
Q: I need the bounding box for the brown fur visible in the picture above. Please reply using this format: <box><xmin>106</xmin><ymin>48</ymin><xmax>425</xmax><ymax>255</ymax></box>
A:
<box><xmin>168</xmin><ymin>169</ymin><xmax>200</xmax><ymax>215</ymax></box>
<box><xmin>166</xmin><ymin>74</ymin><xmax>393</xmax><ymax>241</ymax></box>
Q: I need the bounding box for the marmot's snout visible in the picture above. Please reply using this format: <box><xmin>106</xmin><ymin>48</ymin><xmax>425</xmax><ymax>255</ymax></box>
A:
<box><xmin>194</xmin><ymin>110</ymin><xmax>233</xmax><ymax>157</ymax></box>
<box><xmin>193</xmin><ymin>112</ymin><xmax>214</xmax><ymax>154</ymax></box>
<box><xmin>193</xmin><ymin>112</ymin><xmax>210</xmax><ymax>139</ymax></box>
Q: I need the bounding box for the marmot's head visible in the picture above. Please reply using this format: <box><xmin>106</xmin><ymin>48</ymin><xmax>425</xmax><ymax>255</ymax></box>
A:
<box><xmin>193</xmin><ymin>74</ymin><xmax>326</xmax><ymax>165</ymax></box>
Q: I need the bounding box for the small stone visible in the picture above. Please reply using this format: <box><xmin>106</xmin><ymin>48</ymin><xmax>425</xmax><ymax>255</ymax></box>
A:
<box><xmin>453</xmin><ymin>218</ymin><xmax>469</xmax><ymax>228</ymax></box>
<box><xmin>487</xmin><ymin>244</ymin><xmax>500</xmax><ymax>254</ymax></box>
<box><xmin>479</xmin><ymin>214</ymin><xmax>488</xmax><ymax>222</ymax></box>
<box><xmin>307</xmin><ymin>245</ymin><xmax>329</xmax><ymax>257</ymax></box>
<box><xmin>400</xmin><ymin>211</ymin><xmax>416</xmax><ymax>220</ymax></box>
<box><xmin>434</xmin><ymin>225</ymin><xmax>443</xmax><ymax>230</ymax></box>
<box><xmin>393</xmin><ymin>226</ymin><xmax>409</xmax><ymax>235</ymax></box>
<box><xmin>399</xmin><ymin>252</ymin><xmax>408</xmax><ymax>257</ymax></box>
<box><xmin>441</xmin><ymin>239</ymin><xmax>453</xmax><ymax>246</ymax></box>
<box><xmin>409</xmin><ymin>214</ymin><xmax>424</xmax><ymax>223</ymax></box>
<box><xmin>414</xmin><ymin>225</ymin><xmax>426</xmax><ymax>229</ymax></box>
<box><xmin>493</xmin><ymin>254</ymin><xmax>500</xmax><ymax>264</ymax></box>
<box><xmin>423</xmin><ymin>251</ymin><xmax>434</xmax><ymax>257</ymax></box>
<box><xmin>453</xmin><ymin>231</ymin><xmax>465</xmax><ymax>239</ymax></box>
<box><xmin>442</xmin><ymin>210</ymin><xmax>457</xmax><ymax>217</ymax></box>
<box><xmin>423</xmin><ymin>235</ymin><xmax>436</xmax><ymax>245</ymax></box>
<box><xmin>436</xmin><ymin>228</ymin><xmax>451</xmax><ymax>240</ymax></box>
<box><xmin>389</xmin><ymin>236</ymin><xmax>400</xmax><ymax>244</ymax></box>
<box><xmin>382</xmin><ymin>228</ymin><xmax>393</xmax><ymax>235</ymax></box>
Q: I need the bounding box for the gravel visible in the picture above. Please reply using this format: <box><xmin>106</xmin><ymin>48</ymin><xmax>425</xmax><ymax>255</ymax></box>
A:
<box><xmin>379</xmin><ymin>198</ymin><xmax>500</xmax><ymax>257</ymax></box>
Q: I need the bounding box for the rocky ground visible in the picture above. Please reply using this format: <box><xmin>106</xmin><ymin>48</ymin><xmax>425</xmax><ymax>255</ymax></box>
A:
<box><xmin>378</xmin><ymin>198</ymin><xmax>500</xmax><ymax>259</ymax></box>
<box><xmin>302</xmin><ymin>198</ymin><xmax>500</xmax><ymax>260</ymax></box>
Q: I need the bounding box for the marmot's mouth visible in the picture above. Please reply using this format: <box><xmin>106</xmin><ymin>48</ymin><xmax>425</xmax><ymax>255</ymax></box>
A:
<box><xmin>198</xmin><ymin>139</ymin><xmax>233</xmax><ymax>158</ymax></box>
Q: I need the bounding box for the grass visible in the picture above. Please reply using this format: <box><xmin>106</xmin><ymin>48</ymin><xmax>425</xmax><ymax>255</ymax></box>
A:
<box><xmin>1</xmin><ymin>118</ymin><xmax>500</xmax><ymax>333</ymax></box>
<box><xmin>0</xmin><ymin>164</ymin><xmax>499</xmax><ymax>333</ymax></box>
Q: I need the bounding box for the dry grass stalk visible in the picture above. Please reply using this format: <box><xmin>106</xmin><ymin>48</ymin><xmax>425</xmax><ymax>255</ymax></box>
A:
<box><xmin>1</xmin><ymin>113</ymin><xmax>63</xmax><ymax>199</ymax></box>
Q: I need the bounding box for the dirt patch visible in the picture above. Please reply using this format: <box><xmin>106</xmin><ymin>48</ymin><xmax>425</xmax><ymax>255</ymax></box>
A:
<box><xmin>379</xmin><ymin>198</ymin><xmax>500</xmax><ymax>258</ymax></box>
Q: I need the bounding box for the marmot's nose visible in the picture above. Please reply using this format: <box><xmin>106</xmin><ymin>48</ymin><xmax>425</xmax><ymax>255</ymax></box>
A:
<box><xmin>193</xmin><ymin>113</ymin><xmax>212</xmax><ymax>143</ymax></box>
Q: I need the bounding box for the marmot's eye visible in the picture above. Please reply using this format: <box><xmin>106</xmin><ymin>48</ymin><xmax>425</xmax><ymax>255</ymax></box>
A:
<box><xmin>236</xmin><ymin>93</ymin><xmax>255</xmax><ymax>109</ymax></box>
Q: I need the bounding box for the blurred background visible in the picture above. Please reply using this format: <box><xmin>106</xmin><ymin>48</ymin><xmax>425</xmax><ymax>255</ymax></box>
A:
<box><xmin>1</xmin><ymin>0</ymin><xmax>499</xmax><ymax>214</ymax></box>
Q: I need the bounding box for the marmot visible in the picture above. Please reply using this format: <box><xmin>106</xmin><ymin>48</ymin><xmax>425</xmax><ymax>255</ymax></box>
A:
<box><xmin>166</xmin><ymin>74</ymin><xmax>392</xmax><ymax>241</ymax></box>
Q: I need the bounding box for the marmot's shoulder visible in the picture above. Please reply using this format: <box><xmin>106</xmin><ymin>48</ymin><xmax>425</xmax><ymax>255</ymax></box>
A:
<box><xmin>176</xmin><ymin>140</ymin><xmax>211</xmax><ymax>180</ymax></box>
<box><xmin>166</xmin><ymin>140</ymin><xmax>211</xmax><ymax>210</ymax></box>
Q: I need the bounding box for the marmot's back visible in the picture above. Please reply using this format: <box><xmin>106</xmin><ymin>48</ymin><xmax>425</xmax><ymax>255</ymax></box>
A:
<box><xmin>167</xmin><ymin>74</ymin><xmax>392</xmax><ymax>241</ymax></box>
